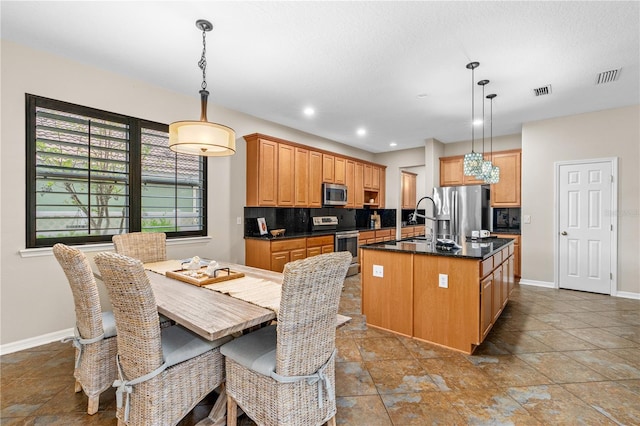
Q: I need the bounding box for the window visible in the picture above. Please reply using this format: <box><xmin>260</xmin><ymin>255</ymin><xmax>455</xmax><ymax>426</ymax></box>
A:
<box><xmin>26</xmin><ymin>94</ymin><xmax>207</xmax><ymax>248</ymax></box>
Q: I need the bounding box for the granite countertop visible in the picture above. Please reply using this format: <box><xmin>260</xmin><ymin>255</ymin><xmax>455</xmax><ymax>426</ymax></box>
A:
<box><xmin>491</xmin><ymin>229</ymin><xmax>521</xmax><ymax>235</ymax></box>
<box><xmin>244</xmin><ymin>225</ymin><xmax>403</xmax><ymax>240</ymax></box>
<box><xmin>360</xmin><ymin>237</ymin><xmax>514</xmax><ymax>260</ymax></box>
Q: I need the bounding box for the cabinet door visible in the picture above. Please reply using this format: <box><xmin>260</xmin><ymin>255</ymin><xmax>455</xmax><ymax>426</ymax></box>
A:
<box><xmin>277</xmin><ymin>143</ymin><xmax>295</xmax><ymax>206</ymax></box>
<box><xmin>371</xmin><ymin>166</ymin><xmax>380</xmax><ymax>190</ymax></box>
<box><xmin>323</xmin><ymin>154</ymin><xmax>335</xmax><ymax>183</ymax></box>
<box><xmin>258</xmin><ymin>139</ymin><xmax>278</xmax><ymax>205</ymax></box>
<box><xmin>322</xmin><ymin>244</ymin><xmax>334</xmax><ymax>254</ymax></box>
<box><xmin>490</xmin><ymin>150</ymin><xmax>521</xmax><ymax>207</ymax></box>
<box><xmin>308</xmin><ymin>151</ymin><xmax>323</xmax><ymax>207</ymax></box>
<box><xmin>378</xmin><ymin>167</ymin><xmax>385</xmax><ymax>208</ymax></box>
<box><xmin>271</xmin><ymin>251</ymin><xmax>290</xmax><ymax>273</ymax></box>
<box><xmin>294</xmin><ymin>147</ymin><xmax>309</xmax><ymax>206</ymax></box>
<box><xmin>492</xmin><ymin>266</ymin><xmax>503</xmax><ymax>322</ymax></box>
<box><xmin>345</xmin><ymin>160</ymin><xmax>355</xmax><ymax>208</ymax></box>
<box><xmin>364</xmin><ymin>164</ymin><xmax>372</xmax><ymax>189</ymax></box>
<box><xmin>440</xmin><ymin>157</ymin><xmax>465</xmax><ymax>187</ymax></box>
<box><xmin>401</xmin><ymin>171</ymin><xmax>417</xmax><ymax>209</ymax></box>
<box><xmin>334</xmin><ymin>157</ymin><xmax>346</xmax><ymax>184</ymax></box>
<box><xmin>480</xmin><ymin>275</ymin><xmax>493</xmax><ymax>340</ymax></box>
<box><xmin>354</xmin><ymin>162</ymin><xmax>364</xmax><ymax>207</ymax></box>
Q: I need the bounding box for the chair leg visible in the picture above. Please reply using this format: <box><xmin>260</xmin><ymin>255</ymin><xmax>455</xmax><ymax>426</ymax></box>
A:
<box><xmin>87</xmin><ymin>395</ymin><xmax>99</xmax><ymax>415</ymax></box>
<box><xmin>227</xmin><ymin>394</ymin><xmax>238</xmax><ymax>426</ymax></box>
<box><xmin>326</xmin><ymin>416</ymin><xmax>336</xmax><ymax>426</ymax></box>
<box><xmin>74</xmin><ymin>380</ymin><xmax>82</xmax><ymax>393</ymax></box>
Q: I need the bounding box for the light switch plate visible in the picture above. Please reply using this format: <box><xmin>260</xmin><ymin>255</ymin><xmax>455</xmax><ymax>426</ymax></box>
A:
<box><xmin>523</xmin><ymin>215</ymin><xmax>531</xmax><ymax>224</ymax></box>
<box><xmin>373</xmin><ymin>265</ymin><xmax>384</xmax><ymax>278</ymax></box>
<box><xmin>236</xmin><ymin>217</ymin><xmax>242</xmax><ymax>225</ymax></box>
<box><xmin>439</xmin><ymin>273</ymin><xmax>448</xmax><ymax>288</ymax></box>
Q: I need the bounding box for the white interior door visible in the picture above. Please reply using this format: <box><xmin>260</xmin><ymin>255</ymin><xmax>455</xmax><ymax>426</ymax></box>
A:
<box><xmin>557</xmin><ymin>160</ymin><xmax>614</xmax><ymax>294</ymax></box>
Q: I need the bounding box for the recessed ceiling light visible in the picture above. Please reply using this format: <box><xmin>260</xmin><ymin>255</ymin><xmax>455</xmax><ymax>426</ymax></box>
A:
<box><xmin>389</xmin><ymin>142</ymin><xmax>397</xmax><ymax>147</ymax></box>
<box><xmin>303</xmin><ymin>107</ymin><xmax>315</xmax><ymax>117</ymax></box>
<box><xmin>356</xmin><ymin>128</ymin><xmax>366</xmax><ymax>136</ymax></box>
<box><xmin>473</xmin><ymin>119</ymin><xmax>483</xmax><ymax>126</ymax></box>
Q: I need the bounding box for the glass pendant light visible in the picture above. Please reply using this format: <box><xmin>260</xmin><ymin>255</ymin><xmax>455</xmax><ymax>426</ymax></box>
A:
<box><xmin>486</xmin><ymin>93</ymin><xmax>500</xmax><ymax>184</ymax></box>
<box><xmin>463</xmin><ymin>62</ymin><xmax>483</xmax><ymax>176</ymax></box>
<box><xmin>169</xmin><ymin>19</ymin><xmax>236</xmax><ymax>156</ymax></box>
<box><xmin>476</xmin><ymin>79</ymin><xmax>492</xmax><ymax>181</ymax></box>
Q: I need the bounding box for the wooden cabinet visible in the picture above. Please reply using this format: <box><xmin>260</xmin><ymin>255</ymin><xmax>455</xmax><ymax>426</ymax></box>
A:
<box><xmin>322</xmin><ymin>154</ymin><xmax>335</xmax><ymax>183</ymax></box>
<box><xmin>400</xmin><ymin>225</ymin><xmax>425</xmax><ymax>239</ymax></box>
<box><xmin>246</xmin><ymin>137</ymin><xmax>278</xmax><ymax>206</ymax></box>
<box><xmin>294</xmin><ymin>147</ymin><xmax>309</xmax><ymax>206</ymax></box>
<box><xmin>245</xmin><ymin>134</ymin><xmax>385</xmax><ymax>208</ymax></box>
<box><xmin>334</xmin><ymin>157</ymin><xmax>346</xmax><ymax>184</ymax></box>
<box><xmin>480</xmin><ymin>273</ymin><xmax>494</xmax><ymax>340</ymax></box>
<box><xmin>308</xmin><ymin>150</ymin><xmax>323</xmax><ymax>207</ymax></box>
<box><xmin>306</xmin><ymin>235</ymin><xmax>334</xmax><ymax>258</ymax></box>
<box><xmin>440</xmin><ymin>155</ymin><xmax>487</xmax><ymax>187</ymax></box>
<box><xmin>401</xmin><ymin>171</ymin><xmax>417</xmax><ymax>209</ymax></box>
<box><xmin>490</xmin><ymin>150</ymin><xmax>521</xmax><ymax>207</ymax></box>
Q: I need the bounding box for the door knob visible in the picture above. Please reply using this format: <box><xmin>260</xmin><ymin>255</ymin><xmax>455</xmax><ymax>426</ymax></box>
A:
<box><xmin>561</xmin><ymin>231</ymin><xmax>567</xmax><ymax>236</ymax></box>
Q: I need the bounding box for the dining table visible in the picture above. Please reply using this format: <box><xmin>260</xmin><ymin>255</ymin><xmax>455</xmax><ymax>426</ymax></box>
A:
<box><xmin>140</xmin><ymin>258</ymin><xmax>350</xmax><ymax>425</ymax></box>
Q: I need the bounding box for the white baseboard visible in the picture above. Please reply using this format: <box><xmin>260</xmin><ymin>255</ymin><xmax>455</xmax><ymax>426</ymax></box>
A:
<box><xmin>0</xmin><ymin>328</ymin><xmax>74</xmax><ymax>356</ymax></box>
<box><xmin>518</xmin><ymin>279</ymin><xmax>556</xmax><ymax>289</ymax></box>
<box><xmin>614</xmin><ymin>291</ymin><xmax>640</xmax><ymax>300</ymax></box>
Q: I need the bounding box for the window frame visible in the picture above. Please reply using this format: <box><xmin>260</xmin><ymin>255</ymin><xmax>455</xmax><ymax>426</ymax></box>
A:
<box><xmin>25</xmin><ymin>94</ymin><xmax>208</xmax><ymax>248</ymax></box>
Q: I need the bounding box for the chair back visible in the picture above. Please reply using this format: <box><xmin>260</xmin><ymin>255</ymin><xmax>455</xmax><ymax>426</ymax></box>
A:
<box><xmin>276</xmin><ymin>251</ymin><xmax>351</xmax><ymax>377</ymax></box>
<box><xmin>53</xmin><ymin>243</ymin><xmax>104</xmax><ymax>340</ymax></box>
<box><xmin>112</xmin><ymin>232</ymin><xmax>166</xmax><ymax>263</ymax></box>
<box><xmin>94</xmin><ymin>252</ymin><xmax>164</xmax><ymax>379</ymax></box>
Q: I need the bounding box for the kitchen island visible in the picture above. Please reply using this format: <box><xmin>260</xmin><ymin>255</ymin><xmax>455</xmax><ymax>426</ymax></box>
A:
<box><xmin>360</xmin><ymin>238</ymin><xmax>515</xmax><ymax>354</ymax></box>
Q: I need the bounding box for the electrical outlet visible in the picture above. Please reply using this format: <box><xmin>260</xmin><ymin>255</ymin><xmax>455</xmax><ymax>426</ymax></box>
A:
<box><xmin>236</xmin><ymin>217</ymin><xmax>242</xmax><ymax>225</ymax></box>
<box><xmin>373</xmin><ymin>265</ymin><xmax>384</xmax><ymax>278</ymax></box>
<box><xmin>523</xmin><ymin>215</ymin><xmax>531</xmax><ymax>224</ymax></box>
<box><xmin>439</xmin><ymin>273</ymin><xmax>448</xmax><ymax>288</ymax></box>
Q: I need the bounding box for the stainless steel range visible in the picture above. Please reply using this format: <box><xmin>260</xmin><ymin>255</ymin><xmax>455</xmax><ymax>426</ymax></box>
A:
<box><xmin>312</xmin><ymin>216</ymin><xmax>359</xmax><ymax>276</ymax></box>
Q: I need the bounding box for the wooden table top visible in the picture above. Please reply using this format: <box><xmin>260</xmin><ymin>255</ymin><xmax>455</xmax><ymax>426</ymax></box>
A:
<box><xmin>146</xmin><ymin>262</ymin><xmax>279</xmax><ymax>341</ymax></box>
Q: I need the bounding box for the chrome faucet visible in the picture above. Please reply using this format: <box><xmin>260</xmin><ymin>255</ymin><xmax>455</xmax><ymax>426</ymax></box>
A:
<box><xmin>414</xmin><ymin>196</ymin><xmax>437</xmax><ymax>241</ymax></box>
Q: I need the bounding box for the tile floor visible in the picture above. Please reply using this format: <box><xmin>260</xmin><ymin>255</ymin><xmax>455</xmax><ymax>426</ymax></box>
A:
<box><xmin>2</xmin><ymin>276</ymin><xmax>639</xmax><ymax>425</ymax></box>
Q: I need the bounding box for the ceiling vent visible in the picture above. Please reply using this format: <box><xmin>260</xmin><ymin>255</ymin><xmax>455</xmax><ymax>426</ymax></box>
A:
<box><xmin>533</xmin><ymin>85</ymin><xmax>552</xmax><ymax>96</ymax></box>
<box><xmin>596</xmin><ymin>68</ymin><xmax>621</xmax><ymax>84</ymax></box>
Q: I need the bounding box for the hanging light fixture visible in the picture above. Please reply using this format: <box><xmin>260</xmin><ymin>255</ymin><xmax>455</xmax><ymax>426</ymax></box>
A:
<box><xmin>476</xmin><ymin>79</ymin><xmax>492</xmax><ymax>181</ymax></box>
<box><xmin>485</xmin><ymin>93</ymin><xmax>500</xmax><ymax>184</ymax></box>
<box><xmin>169</xmin><ymin>19</ymin><xmax>236</xmax><ymax>156</ymax></box>
<box><xmin>463</xmin><ymin>62</ymin><xmax>483</xmax><ymax>176</ymax></box>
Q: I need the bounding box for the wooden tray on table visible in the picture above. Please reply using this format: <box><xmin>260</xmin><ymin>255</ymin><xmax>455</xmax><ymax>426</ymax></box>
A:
<box><xmin>166</xmin><ymin>267</ymin><xmax>245</xmax><ymax>287</ymax></box>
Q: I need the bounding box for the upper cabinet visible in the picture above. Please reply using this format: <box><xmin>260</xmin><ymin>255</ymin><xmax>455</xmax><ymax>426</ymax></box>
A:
<box><xmin>490</xmin><ymin>150</ymin><xmax>521</xmax><ymax>207</ymax></box>
<box><xmin>439</xmin><ymin>149</ymin><xmax>521</xmax><ymax>207</ymax></box>
<box><xmin>401</xmin><ymin>171</ymin><xmax>417</xmax><ymax>209</ymax></box>
<box><xmin>245</xmin><ymin>133</ymin><xmax>385</xmax><ymax>208</ymax></box>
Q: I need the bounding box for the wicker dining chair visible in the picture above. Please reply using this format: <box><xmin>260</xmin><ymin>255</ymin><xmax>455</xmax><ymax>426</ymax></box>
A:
<box><xmin>112</xmin><ymin>232</ymin><xmax>166</xmax><ymax>263</ymax></box>
<box><xmin>220</xmin><ymin>251</ymin><xmax>352</xmax><ymax>426</ymax></box>
<box><xmin>94</xmin><ymin>251</ymin><xmax>231</xmax><ymax>426</ymax></box>
<box><xmin>53</xmin><ymin>243</ymin><xmax>118</xmax><ymax>415</ymax></box>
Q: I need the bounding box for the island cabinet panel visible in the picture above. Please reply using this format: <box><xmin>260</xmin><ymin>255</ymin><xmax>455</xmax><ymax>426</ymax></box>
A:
<box><xmin>480</xmin><ymin>274</ymin><xmax>494</xmax><ymax>340</ymax></box>
<box><xmin>361</xmin><ymin>250</ymin><xmax>414</xmax><ymax>337</ymax></box>
<box><xmin>412</xmin><ymin>256</ymin><xmax>480</xmax><ymax>354</ymax></box>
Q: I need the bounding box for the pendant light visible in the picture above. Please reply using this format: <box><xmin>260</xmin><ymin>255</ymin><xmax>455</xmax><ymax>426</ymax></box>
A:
<box><xmin>169</xmin><ymin>19</ymin><xmax>236</xmax><ymax>156</ymax></box>
<box><xmin>463</xmin><ymin>62</ymin><xmax>483</xmax><ymax>176</ymax></box>
<box><xmin>476</xmin><ymin>79</ymin><xmax>492</xmax><ymax>181</ymax></box>
<box><xmin>486</xmin><ymin>93</ymin><xmax>500</xmax><ymax>184</ymax></box>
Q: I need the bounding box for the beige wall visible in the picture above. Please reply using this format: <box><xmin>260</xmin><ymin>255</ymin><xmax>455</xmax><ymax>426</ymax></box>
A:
<box><xmin>0</xmin><ymin>40</ymin><xmax>372</xmax><ymax>346</ymax></box>
<box><xmin>521</xmin><ymin>105</ymin><xmax>640</xmax><ymax>294</ymax></box>
<box><xmin>443</xmin><ymin>133</ymin><xmax>522</xmax><ymax>157</ymax></box>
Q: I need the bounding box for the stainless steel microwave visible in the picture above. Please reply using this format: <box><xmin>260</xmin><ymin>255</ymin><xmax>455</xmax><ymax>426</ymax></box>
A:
<box><xmin>323</xmin><ymin>183</ymin><xmax>348</xmax><ymax>206</ymax></box>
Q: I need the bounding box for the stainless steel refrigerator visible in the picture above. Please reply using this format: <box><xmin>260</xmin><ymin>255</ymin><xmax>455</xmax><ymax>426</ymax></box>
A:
<box><xmin>431</xmin><ymin>185</ymin><xmax>491</xmax><ymax>243</ymax></box>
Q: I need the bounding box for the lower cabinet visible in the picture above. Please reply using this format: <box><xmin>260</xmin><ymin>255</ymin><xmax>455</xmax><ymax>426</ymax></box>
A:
<box><xmin>246</xmin><ymin>236</ymin><xmax>334</xmax><ymax>273</ymax></box>
<box><xmin>479</xmin><ymin>246</ymin><xmax>514</xmax><ymax>340</ymax></box>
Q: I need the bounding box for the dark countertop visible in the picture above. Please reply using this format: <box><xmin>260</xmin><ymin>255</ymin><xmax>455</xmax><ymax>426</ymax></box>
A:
<box><xmin>491</xmin><ymin>229</ymin><xmax>521</xmax><ymax>235</ymax></box>
<box><xmin>244</xmin><ymin>225</ymin><xmax>401</xmax><ymax>240</ymax></box>
<box><xmin>360</xmin><ymin>237</ymin><xmax>514</xmax><ymax>260</ymax></box>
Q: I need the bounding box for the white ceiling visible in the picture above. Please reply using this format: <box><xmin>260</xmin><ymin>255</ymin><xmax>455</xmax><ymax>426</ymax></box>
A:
<box><xmin>2</xmin><ymin>1</ymin><xmax>639</xmax><ymax>153</ymax></box>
